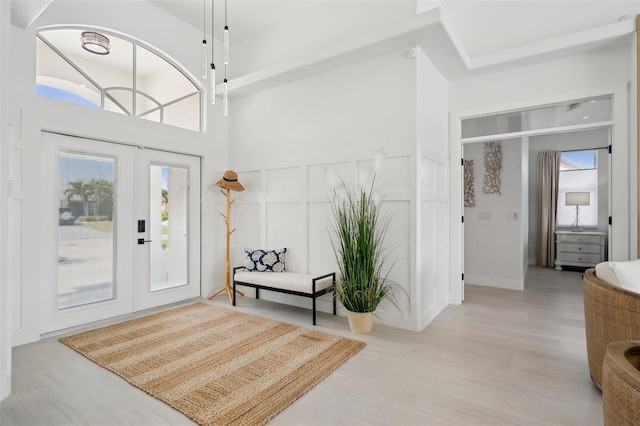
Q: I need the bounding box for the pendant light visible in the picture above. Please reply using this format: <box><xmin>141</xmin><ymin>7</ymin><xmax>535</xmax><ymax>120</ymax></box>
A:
<box><xmin>224</xmin><ymin>0</ymin><xmax>229</xmax><ymax>65</ymax></box>
<box><xmin>201</xmin><ymin>0</ymin><xmax>207</xmax><ymax>79</ymax></box>
<box><xmin>222</xmin><ymin>0</ymin><xmax>229</xmax><ymax>115</ymax></box>
<box><xmin>209</xmin><ymin>0</ymin><xmax>216</xmax><ymax>105</ymax></box>
<box><xmin>223</xmin><ymin>78</ymin><xmax>228</xmax><ymax>116</ymax></box>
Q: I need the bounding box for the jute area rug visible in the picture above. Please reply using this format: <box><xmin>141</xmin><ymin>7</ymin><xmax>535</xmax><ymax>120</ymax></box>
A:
<box><xmin>59</xmin><ymin>302</ymin><xmax>365</xmax><ymax>426</ymax></box>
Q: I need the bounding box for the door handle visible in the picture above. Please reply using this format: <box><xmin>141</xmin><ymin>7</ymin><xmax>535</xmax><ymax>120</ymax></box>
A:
<box><xmin>137</xmin><ymin>238</ymin><xmax>153</xmax><ymax>245</ymax></box>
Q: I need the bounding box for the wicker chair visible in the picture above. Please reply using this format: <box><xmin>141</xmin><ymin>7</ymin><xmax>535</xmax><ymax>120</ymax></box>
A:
<box><xmin>602</xmin><ymin>340</ymin><xmax>640</xmax><ymax>425</ymax></box>
<box><xmin>583</xmin><ymin>268</ymin><xmax>640</xmax><ymax>389</ymax></box>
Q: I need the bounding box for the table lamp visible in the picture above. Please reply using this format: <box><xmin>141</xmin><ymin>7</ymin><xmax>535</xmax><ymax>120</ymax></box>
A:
<box><xmin>565</xmin><ymin>191</ymin><xmax>590</xmax><ymax>232</ymax></box>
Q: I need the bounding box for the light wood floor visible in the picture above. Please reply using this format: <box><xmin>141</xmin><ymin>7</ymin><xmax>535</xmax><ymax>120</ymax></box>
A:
<box><xmin>0</xmin><ymin>266</ymin><xmax>603</xmax><ymax>425</ymax></box>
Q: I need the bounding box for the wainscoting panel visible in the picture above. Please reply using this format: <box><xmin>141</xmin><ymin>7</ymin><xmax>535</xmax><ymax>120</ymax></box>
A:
<box><xmin>420</xmin><ymin>200</ymin><xmax>437</xmax><ymax>313</ymax></box>
<box><xmin>356</xmin><ymin>155</ymin><xmax>412</xmax><ymax>193</ymax></box>
<box><xmin>232</xmin><ymin>151</ymin><xmax>430</xmax><ymax>330</ymax></box>
<box><xmin>435</xmin><ymin>201</ymin><xmax>450</xmax><ymax>304</ymax></box>
<box><xmin>308</xmin><ymin>162</ymin><xmax>350</xmax><ymax>195</ymax></box>
<box><xmin>11</xmin><ymin>140</ymin><xmax>23</xmax><ymax>337</ymax></box>
<box><xmin>307</xmin><ymin>201</ymin><xmax>334</xmax><ymax>275</ymax></box>
<box><xmin>419</xmin><ymin>151</ymin><xmax>450</xmax><ymax>328</ymax></box>
<box><xmin>11</xmin><ymin>199</ymin><xmax>22</xmax><ymax>332</ymax></box>
<box><xmin>233</xmin><ymin>202</ymin><xmax>263</xmax><ymax>265</ymax></box>
<box><xmin>436</xmin><ymin>163</ymin><xmax>448</xmax><ymax>196</ymax></box>
<box><xmin>267</xmin><ymin>167</ymin><xmax>303</xmax><ymax>196</ymax></box>
<box><xmin>376</xmin><ymin>200</ymin><xmax>412</xmax><ymax>318</ymax></box>
<box><xmin>239</xmin><ymin>170</ymin><xmax>263</xmax><ymax>199</ymax></box>
<box><xmin>267</xmin><ymin>203</ymin><xmax>306</xmax><ymax>272</ymax></box>
<box><xmin>421</xmin><ymin>156</ymin><xmax>437</xmax><ymax>195</ymax></box>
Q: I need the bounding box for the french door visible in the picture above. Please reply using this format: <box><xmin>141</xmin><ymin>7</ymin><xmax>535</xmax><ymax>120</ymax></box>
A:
<box><xmin>41</xmin><ymin>133</ymin><xmax>200</xmax><ymax>333</ymax></box>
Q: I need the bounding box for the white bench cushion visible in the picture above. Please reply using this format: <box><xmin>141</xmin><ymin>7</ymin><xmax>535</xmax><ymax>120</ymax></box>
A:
<box><xmin>234</xmin><ymin>271</ymin><xmax>333</xmax><ymax>294</ymax></box>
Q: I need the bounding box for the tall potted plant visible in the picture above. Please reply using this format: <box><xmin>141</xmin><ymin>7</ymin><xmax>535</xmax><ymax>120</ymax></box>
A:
<box><xmin>329</xmin><ymin>176</ymin><xmax>400</xmax><ymax>334</ymax></box>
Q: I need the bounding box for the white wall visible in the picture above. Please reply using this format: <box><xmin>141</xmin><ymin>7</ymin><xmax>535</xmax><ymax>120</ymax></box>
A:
<box><xmin>229</xmin><ymin>50</ymin><xmax>417</xmax><ymax>330</ymax></box>
<box><xmin>528</xmin><ymin>129</ymin><xmax>610</xmax><ymax>265</ymax></box>
<box><xmin>227</xmin><ymin>43</ymin><xmax>450</xmax><ymax>331</ymax></box>
<box><xmin>463</xmin><ymin>139</ymin><xmax>525</xmax><ymax>290</ymax></box>
<box><xmin>0</xmin><ymin>0</ymin><xmax>11</xmax><ymax>402</ymax></box>
<box><xmin>450</xmin><ymin>47</ymin><xmax>630</xmax><ymax>111</ymax></box>
<box><xmin>231</xmin><ymin>1</ymin><xmax>416</xmax><ymax>76</ymax></box>
<box><xmin>7</xmin><ymin>1</ymin><xmax>229</xmax><ymax>345</ymax></box>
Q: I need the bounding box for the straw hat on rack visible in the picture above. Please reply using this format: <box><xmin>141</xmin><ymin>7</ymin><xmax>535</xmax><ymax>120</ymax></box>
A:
<box><xmin>215</xmin><ymin>170</ymin><xmax>245</xmax><ymax>192</ymax></box>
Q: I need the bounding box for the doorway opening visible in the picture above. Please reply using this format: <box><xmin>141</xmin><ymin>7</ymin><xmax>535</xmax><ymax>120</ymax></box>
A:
<box><xmin>458</xmin><ymin>96</ymin><xmax>615</xmax><ymax>299</ymax></box>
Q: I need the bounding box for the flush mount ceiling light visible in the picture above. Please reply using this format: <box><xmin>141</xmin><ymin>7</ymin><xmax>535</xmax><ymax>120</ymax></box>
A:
<box><xmin>80</xmin><ymin>31</ymin><xmax>110</xmax><ymax>55</ymax></box>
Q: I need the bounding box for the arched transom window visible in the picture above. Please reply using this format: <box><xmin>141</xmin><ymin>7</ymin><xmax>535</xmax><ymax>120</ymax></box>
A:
<box><xmin>36</xmin><ymin>27</ymin><xmax>202</xmax><ymax>132</ymax></box>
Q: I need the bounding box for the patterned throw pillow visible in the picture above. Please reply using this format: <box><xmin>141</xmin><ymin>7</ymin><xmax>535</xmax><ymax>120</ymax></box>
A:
<box><xmin>244</xmin><ymin>247</ymin><xmax>287</xmax><ymax>272</ymax></box>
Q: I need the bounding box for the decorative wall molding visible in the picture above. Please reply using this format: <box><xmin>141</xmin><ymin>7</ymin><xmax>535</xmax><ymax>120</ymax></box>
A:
<box><xmin>463</xmin><ymin>159</ymin><xmax>475</xmax><ymax>207</ymax></box>
<box><xmin>483</xmin><ymin>141</ymin><xmax>502</xmax><ymax>195</ymax></box>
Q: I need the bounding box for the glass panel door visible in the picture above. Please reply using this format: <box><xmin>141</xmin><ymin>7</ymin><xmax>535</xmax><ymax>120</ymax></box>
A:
<box><xmin>134</xmin><ymin>149</ymin><xmax>201</xmax><ymax>311</ymax></box>
<box><xmin>58</xmin><ymin>152</ymin><xmax>116</xmax><ymax>309</ymax></box>
<box><xmin>42</xmin><ymin>134</ymin><xmax>200</xmax><ymax>332</ymax></box>
<box><xmin>42</xmin><ymin>133</ymin><xmax>135</xmax><ymax>333</ymax></box>
<box><xmin>150</xmin><ymin>164</ymin><xmax>188</xmax><ymax>291</ymax></box>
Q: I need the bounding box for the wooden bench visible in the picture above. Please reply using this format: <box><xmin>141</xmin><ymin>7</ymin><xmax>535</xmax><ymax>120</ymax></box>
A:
<box><xmin>232</xmin><ymin>267</ymin><xmax>336</xmax><ymax>325</ymax></box>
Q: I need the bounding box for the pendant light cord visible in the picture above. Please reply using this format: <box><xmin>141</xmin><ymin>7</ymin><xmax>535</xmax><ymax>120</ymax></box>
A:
<box><xmin>211</xmin><ymin>0</ymin><xmax>216</xmax><ymax>60</ymax></box>
<box><xmin>224</xmin><ymin>0</ymin><xmax>228</xmax><ymax>77</ymax></box>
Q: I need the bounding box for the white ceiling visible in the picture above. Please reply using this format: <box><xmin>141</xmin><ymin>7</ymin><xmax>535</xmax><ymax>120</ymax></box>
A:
<box><xmin>146</xmin><ymin>0</ymin><xmax>640</xmax><ymax>58</ymax></box>
<box><xmin>442</xmin><ymin>1</ymin><xmax>639</xmax><ymax>58</ymax></box>
<box><xmin>10</xmin><ymin>0</ymin><xmax>640</xmax><ymax>90</ymax></box>
<box><xmin>12</xmin><ymin>1</ymin><xmax>640</xmax><ymax>60</ymax></box>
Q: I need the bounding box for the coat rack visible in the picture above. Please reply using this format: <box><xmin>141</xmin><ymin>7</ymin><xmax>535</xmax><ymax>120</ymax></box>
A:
<box><xmin>208</xmin><ymin>170</ymin><xmax>244</xmax><ymax>303</ymax></box>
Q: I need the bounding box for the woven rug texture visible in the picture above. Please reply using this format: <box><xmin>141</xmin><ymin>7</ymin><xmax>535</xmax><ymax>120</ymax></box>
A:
<box><xmin>59</xmin><ymin>302</ymin><xmax>365</xmax><ymax>426</ymax></box>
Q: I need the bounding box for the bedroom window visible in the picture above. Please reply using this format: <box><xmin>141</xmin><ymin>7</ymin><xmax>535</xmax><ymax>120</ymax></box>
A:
<box><xmin>557</xmin><ymin>150</ymin><xmax>598</xmax><ymax>228</ymax></box>
<box><xmin>36</xmin><ymin>27</ymin><xmax>202</xmax><ymax>132</ymax></box>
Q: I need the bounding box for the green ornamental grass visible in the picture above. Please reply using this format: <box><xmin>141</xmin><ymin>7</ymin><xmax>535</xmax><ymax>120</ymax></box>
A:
<box><xmin>329</xmin><ymin>176</ymin><xmax>401</xmax><ymax>313</ymax></box>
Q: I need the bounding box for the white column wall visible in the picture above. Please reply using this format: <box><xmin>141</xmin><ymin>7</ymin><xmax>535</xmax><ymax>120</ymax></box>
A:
<box><xmin>0</xmin><ymin>0</ymin><xmax>11</xmax><ymax>402</ymax></box>
<box><xmin>416</xmin><ymin>47</ymin><xmax>450</xmax><ymax>329</ymax></box>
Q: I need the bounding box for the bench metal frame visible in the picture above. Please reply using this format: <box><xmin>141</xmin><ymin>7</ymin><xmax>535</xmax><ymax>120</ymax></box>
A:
<box><xmin>232</xmin><ymin>267</ymin><xmax>337</xmax><ymax>325</ymax></box>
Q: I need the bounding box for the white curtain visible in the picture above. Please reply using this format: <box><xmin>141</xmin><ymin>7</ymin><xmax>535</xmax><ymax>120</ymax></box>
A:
<box><xmin>537</xmin><ymin>151</ymin><xmax>560</xmax><ymax>267</ymax></box>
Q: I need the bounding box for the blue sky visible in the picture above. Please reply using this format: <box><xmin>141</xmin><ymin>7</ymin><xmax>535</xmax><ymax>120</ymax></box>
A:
<box><xmin>562</xmin><ymin>150</ymin><xmax>595</xmax><ymax>169</ymax></box>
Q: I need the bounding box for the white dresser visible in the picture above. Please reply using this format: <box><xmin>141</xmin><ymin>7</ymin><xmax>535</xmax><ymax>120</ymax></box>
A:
<box><xmin>554</xmin><ymin>230</ymin><xmax>607</xmax><ymax>270</ymax></box>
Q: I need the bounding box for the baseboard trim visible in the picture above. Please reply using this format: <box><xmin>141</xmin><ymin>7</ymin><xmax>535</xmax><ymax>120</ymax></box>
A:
<box><xmin>464</xmin><ymin>274</ymin><xmax>524</xmax><ymax>290</ymax></box>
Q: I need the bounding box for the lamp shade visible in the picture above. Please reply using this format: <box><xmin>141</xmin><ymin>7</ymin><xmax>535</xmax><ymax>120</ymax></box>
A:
<box><xmin>565</xmin><ymin>192</ymin><xmax>590</xmax><ymax>206</ymax></box>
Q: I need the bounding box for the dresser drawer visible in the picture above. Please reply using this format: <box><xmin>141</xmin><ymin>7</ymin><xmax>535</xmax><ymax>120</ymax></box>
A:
<box><xmin>557</xmin><ymin>253</ymin><xmax>602</xmax><ymax>264</ymax></box>
<box><xmin>557</xmin><ymin>243</ymin><xmax>602</xmax><ymax>254</ymax></box>
<box><xmin>556</xmin><ymin>233</ymin><xmax>603</xmax><ymax>244</ymax></box>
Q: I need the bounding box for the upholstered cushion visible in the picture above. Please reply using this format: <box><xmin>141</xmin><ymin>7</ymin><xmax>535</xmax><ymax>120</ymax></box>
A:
<box><xmin>234</xmin><ymin>271</ymin><xmax>333</xmax><ymax>294</ymax></box>
<box><xmin>611</xmin><ymin>260</ymin><xmax>640</xmax><ymax>293</ymax></box>
<box><xmin>595</xmin><ymin>262</ymin><xmax>621</xmax><ymax>287</ymax></box>
<box><xmin>244</xmin><ymin>247</ymin><xmax>287</xmax><ymax>272</ymax></box>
